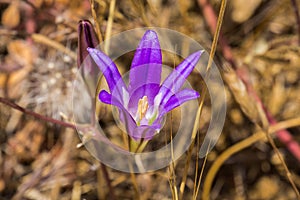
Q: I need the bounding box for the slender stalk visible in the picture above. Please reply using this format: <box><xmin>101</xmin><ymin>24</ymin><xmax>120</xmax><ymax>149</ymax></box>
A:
<box><xmin>130</xmin><ymin>170</ymin><xmax>140</xmax><ymax>200</ymax></box>
<box><xmin>90</xmin><ymin>0</ymin><xmax>104</xmax><ymax>43</ymax></box>
<box><xmin>104</xmin><ymin>0</ymin><xmax>116</xmax><ymax>54</ymax></box>
<box><xmin>198</xmin><ymin>0</ymin><xmax>235</xmax><ymax>68</ymax></box>
<box><xmin>168</xmin><ymin>111</ymin><xmax>178</xmax><ymax>200</ymax></box>
<box><xmin>0</xmin><ymin>97</ymin><xmax>76</xmax><ymax>129</ymax></box>
<box><xmin>100</xmin><ymin>164</ymin><xmax>116</xmax><ymax>200</ymax></box>
<box><xmin>192</xmin><ymin>132</ymin><xmax>200</xmax><ymax>198</ymax></box>
<box><xmin>179</xmin><ymin>0</ymin><xmax>227</xmax><ymax>199</ymax></box>
<box><xmin>194</xmin><ymin>140</ymin><xmax>212</xmax><ymax>200</ymax></box>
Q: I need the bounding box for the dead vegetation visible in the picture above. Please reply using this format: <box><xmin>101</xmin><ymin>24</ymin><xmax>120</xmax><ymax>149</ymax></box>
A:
<box><xmin>0</xmin><ymin>0</ymin><xmax>300</xmax><ymax>199</ymax></box>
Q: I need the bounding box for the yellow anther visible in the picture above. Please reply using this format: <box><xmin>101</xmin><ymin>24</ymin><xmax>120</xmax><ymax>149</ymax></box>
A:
<box><xmin>137</xmin><ymin>96</ymin><xmax>149</xmax><ymax>121</ymax></box>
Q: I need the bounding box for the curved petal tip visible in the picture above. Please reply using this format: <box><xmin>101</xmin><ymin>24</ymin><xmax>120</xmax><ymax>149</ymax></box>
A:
<box><xmin>143</xmin><ymin>30</ymin><xmax>159</xmax><ymax>41</ymax></box>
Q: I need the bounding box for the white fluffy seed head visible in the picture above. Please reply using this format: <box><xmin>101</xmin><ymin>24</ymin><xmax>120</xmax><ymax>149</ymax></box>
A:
<box><xmin>21</xmin><ymin>49</ymin><xmax>76</xmax><ymax>120</ymax></box>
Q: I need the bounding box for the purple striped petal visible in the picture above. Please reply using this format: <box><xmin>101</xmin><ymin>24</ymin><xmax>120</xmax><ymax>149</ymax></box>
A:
<box><xmin>118</xmin><ymin>105</ymin><xmax>160</xmax><ymax>140</ymax></box>
<box><xmin>161</xmin><ymin>89</ymin><xmax>200</xmax><ymax>116</ymax></box>
<box><xmin>87</xmin><ymin>47</ymin><xmax>127</xmax><ymax>101</ymax></box>
<box><xmin>99</xmin><ymin>90</ymin><xmax>112</xmax><ymax>104</ymax></box>
<box><xmin>129</xmin><ymin>30</ymin><xmax>162</xmax><ymax>96</ymax></box>
<box><xmin>127</xmin><ymin>83</ymin><xmax>159</xmax><ymax>113</ymax></box>
<box><xmin>98</xmin><ymin>90</ymin><xmax>125</xmax><ymax>108</ymax></box>
<box><xmin>159</xmin><ymin>50</ymin><xmax>203</xmax><ymax>106</ymax></box>
<box><xmin>99</xmin><ymin>90</ymin><xmax>161</xmax><ymax>140</ymax></box>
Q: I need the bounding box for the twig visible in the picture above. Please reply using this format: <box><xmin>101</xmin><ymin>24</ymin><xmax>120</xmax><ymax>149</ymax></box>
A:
<box><xmin>0</xmin><ymin>97</ymin><xmax>117</xmax><ymax>200</ymax></box>
<box><xmin>290</xmin><ymin>0</ymin><xmax>300</xmax><ymax>45</ymax></box>
<box><xmin>0</xmin><ymin>97</ymin><xmax>76</xmax><ymax>129</ymax></box>
<box><xmin>22</xmin><ymin>0</ymin><xmax>38</xmax><ymax>10</ymax></box>
<box><xmin>202</xmin><ymin>117</ymin><xmax>300</xmax><ymax>199</ymax></box>
<box><xmin>100</xmin><ymin>164</ymin><xmax>116</xmax><ymax>200</ymax></box>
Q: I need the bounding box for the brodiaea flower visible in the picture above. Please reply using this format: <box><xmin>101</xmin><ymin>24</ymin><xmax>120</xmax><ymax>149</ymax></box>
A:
<box><xmin>87</xmin><ymin>30</ymin><xmax>203</xmax><ymax>140</ymax></box>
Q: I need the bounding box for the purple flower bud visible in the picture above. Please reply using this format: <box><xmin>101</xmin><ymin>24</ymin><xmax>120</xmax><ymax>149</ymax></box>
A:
<box><xmin>77</xmin><ymin>20</ymin><xmax>99</xmax><ymax>73</ymax></box>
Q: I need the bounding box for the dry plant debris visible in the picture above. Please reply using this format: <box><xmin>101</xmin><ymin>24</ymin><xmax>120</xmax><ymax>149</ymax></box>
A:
<box><xmin>0</xmin><ymin>0</ymin><xmax>300</xmax><ymax>199</ymax></box>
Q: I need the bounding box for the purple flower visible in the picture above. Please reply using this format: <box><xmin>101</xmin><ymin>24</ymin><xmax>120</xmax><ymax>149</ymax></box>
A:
<box><xmin>87</xmin><ymin>30</ymin><xmax>203</xmax><ymax>140</ymax></box>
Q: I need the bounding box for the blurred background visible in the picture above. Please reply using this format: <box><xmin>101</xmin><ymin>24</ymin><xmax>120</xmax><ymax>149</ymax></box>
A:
<box><xmin>0</xmin><ymin>0</ymin><xmax>300</xmax><ymax>199</ymax></box>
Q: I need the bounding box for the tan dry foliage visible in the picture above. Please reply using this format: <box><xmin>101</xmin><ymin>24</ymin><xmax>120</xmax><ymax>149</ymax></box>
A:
<box><xmin>1</xmin><ymin>1</ymin><xmax>20</xmax><ymax>29</ymax></box>
<box><xmin>231</xmin><ymin>0</ymin><xmax>262</xmax><ymax>23</ymax></box>
<box><xmin>223</xmin><ymin>67</ymin><xmax>260</xmax><ymax>124</ymax></box>
<box><xmin>6</xmin><ymin>40</ymin><xmax>36</xmax><ymax>96</ymax></box>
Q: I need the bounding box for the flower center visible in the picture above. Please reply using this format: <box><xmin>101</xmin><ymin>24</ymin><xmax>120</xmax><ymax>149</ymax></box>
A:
<box><xmin>136</xmin><ymin>96</ymin><xmax>149</xmax><ymax>125</ymax></box>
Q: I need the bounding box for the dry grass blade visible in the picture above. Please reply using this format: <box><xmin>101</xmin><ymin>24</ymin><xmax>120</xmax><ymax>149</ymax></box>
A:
<box><xmin>168</xmin><ymin>111</ymin><xmax>178</xmax><ymax>200</ymax></box>
<box><xmin>31</xmin><ymin>34</ymin><xmax>76</xmax><ymax>60</ymax></box>
<box><xmin>202</xmin><ymin>116</ymin><xmax>300</xmax><ymax>199</ymax></box>
<box><xmin>104</xmin><ymin>0</ymin><xmax>116</xmax><ymax>54</ymax></box>
<box><xmin>90</xmin><ymin>0</ymin><xmax>104</xmax><ymax>43</ymax></box>
<box><xmin>179</xmin><ymin>0</ymin><xmax>227</xmax><ymax>199</ymax></box>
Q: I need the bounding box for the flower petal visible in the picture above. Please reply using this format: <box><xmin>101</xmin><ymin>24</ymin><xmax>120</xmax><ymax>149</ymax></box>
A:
<box><xmin>118</xmin><ymin>106</ymin><xmax>159</xmax><ymax>140</ymax></box>
<box><xmin>127</xmin><ymin>83</ymin><xmax>160</xmax><ymax>113</ymax></box>
<box><xmin>132</xmin><ymin>126</ymin><xmax>158</xmax><ymax>140</ymax></box>
<box><xmin>99</xmin><ymin>90</ymin><xmax>112</xmax><ymax>104</ymax></box>
<box><xmin>161</xmin><ymin>89</ymin><xmax>200</xmax><ymax>115</ymax></box>
<box><xmin>87</xmin><ymin>47</ymin><xmax>127</xmax><ymax>101</ymax></box>
<box><xmin>159</xmin><ymin>50</ymin><xmax>203</xmax><ymax>106</ymax></box>
<box><xmin>129</xmin><ymin>30</ymin><xmax>162</xmax><ymax>95</ymax></box>
<box><xmin>98</xmin><ymin>90</ymin><xmax>159</xmax><ymax>140</ymax></box>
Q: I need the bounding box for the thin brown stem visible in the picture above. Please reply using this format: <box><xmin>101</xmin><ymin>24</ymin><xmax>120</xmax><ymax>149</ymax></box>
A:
<box><xmin>0</xmin><ymin>97</ymin><xmax>118</xmax><ymax>199</ymax></box>
<box><xmin>0</xmin><ymin>97</ymin><xmax>76</xmax><ymax>129</ymax></box>
<box><xmin>100</xmin><ymin>164</ymin><xmax>116</xmax><ymax>200</ymax></box>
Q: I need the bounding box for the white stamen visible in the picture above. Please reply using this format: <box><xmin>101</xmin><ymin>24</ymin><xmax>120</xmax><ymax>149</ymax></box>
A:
<box><xmin>138</xmin><ymin>96</ymin><xmax>149</xmax><ymax>120</ymax></box>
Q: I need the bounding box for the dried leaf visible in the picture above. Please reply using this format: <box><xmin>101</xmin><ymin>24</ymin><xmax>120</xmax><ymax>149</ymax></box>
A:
<box><xmin>8</xmin><ymin>40</ymin><xmax>35</xmax><ymax>67</ymax></box>
<box><xmin>223</xmin><ymin>67</ymin><xmax>260</xmax><ymax>125</ymax></box>
<box><xmin>1</xmin><ymin>1</ymin><xmax>20</xmax><ymax>29</ymax></box>
<box><xmin>6</xmin><ymin>40</ymin><xmax>36</xmax><ymax>91</ymax></box>
<box><xmin>268</xmin><ymin>76</ymin><xmax>286</xmax><ymax>115</ymax></box>
<box><xmin>7</xmin><ymin>121</ymin><xmax>45</xmax><ymax>161</ymax></box>
<box><xmin>231</xmin><ymin>0</ymin><xmax>262</xmax><ymax>23</ymax></box>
